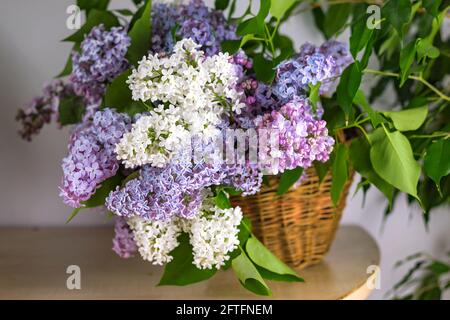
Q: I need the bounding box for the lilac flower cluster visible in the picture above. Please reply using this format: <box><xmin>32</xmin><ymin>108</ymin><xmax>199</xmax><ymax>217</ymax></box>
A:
<box><xmin>273</xmin><ymin>54</ymin><xmax>334</xmax><ymax>100</ymax></box>
<box><xmin>273</xmin><ymin>41</ymin><xmax>352</xmax><ymax>100</ymax></box>
<box><xmin>59</xmin><ymin>109</ymin><xmax>131</xmax><ymax>207</ymax></box>
<box><xmin>254</xmin><ymin>97</ymin><xmax>334</xmax><ymax>174</ymax></box>
<box><xmin>106</xmin><ymin>136</ymin><xmax>262</xmax><ymax>221</ymax></box>
<box><xmin>112</xmin><ymin>217</ymin><xmax>137</xmax><ymax>258</ymax></box>
<box><xmin>16</xmin><ymin>80</ymin><xmax>75</xmax><ymax>141</ymax></box>
<box><xmin>71</xmin><ymin>25</ymin><xmax>131</xmax><ymax>105</ymax></box>
<box><xmin>151</xmin><ymin>0</ymin><xmax>237</xmax><ymax>56</ymax></box>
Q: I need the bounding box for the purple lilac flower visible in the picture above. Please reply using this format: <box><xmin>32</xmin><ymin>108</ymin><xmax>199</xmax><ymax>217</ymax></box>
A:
<box><xmin>273</xmin><ymin>40</ymin><xmax>352</xmax><ymax>100</ymax></box>
<box><xmin>296</xmin><ymin>41</ymin><xmax>353</xmax><ymax>96</ymax></box>
<box><xmin>223</xmin><ymin>162</ymin><xmax>263</xmax><ymax>196</ymax></box>
<box><xmin>151</xmin><ymin>0</ymin><xmax>237</xmax><ymax>56</ymax></box>
<box><xmin>150</xmin><ymin>2</ymin><xmax>178</xmax><ymax>53</ymax></box>
<box><xmin>92</xmin><ymin>108</ymin><xmax>132</xmax><ymax>146</ymax></box>
<box><xmin>112</xmin><ymin>217</ymin><xmax>137</xmax><ymax>259</ymax></box>
<box><xmin>16</xmin><ymin>80</ymin><xmax>75</xmax><ymax>141</ymax></box>
<box><xmin>273</xmin><ymin>54</ymin><xmax>335</xmax><ymax>100</ymax></box>
<box><xmin>254</xmin><ymin>97</ymin><xmax>334</xmax><ymax>174</ymax></box>
<box><xmin>59</xmin><ymin>109</ymin><xmax>131</xmax><ymax>207</ymax></box>
<box><xmin>107</xmin><ymin>159</ymin><xmax>222</xmax><ymax>221</ymax></box>
<box><xmin>71</xmin><ymin>25</ymin><xmax>131</xmax><ymax>105</ymax></box>
<box><xmin>315</xmin><ymin>41</ymin><xmax>353</xmax><ymax>95</ymax></box>
<box><xmin>106</xmin><ymin>135</ymin><xmax>262</xmax><ymax>221</ymax></box>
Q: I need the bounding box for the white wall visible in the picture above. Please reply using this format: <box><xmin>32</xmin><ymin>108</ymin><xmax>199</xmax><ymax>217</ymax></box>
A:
<box><xmin>0</xmin><ymin>0</ymin><xmax>448</xmax><ymax>299</ymax></box>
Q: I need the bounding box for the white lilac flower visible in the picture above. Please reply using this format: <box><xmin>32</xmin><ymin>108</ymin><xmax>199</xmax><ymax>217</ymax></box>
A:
<box><xmin>127</xmin><ymin>216</ymin><xmax>182</xmax><ymax>265</ymax></box>
<box><xmin>124</xmin><ymin>198</ymin><xmax>243</xmax><ymax>269</ymax></box>
<box><xmin>188</xmin><ymin>203</ymin><xmax>242</xmax><ymax>270</ymax></box>
<box><xmin>115</xmin><ymin>105</ymin><xmax>191</xmax><ymax>168</ymax></box>
<box><xmin>119</xmin><ymin>39</ymin><xmax>246</xmax><ymax>168</ymax></box>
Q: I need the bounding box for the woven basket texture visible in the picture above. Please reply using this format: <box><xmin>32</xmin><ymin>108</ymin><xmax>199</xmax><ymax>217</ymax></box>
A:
<box><xmin>231</xmin><ymin>167</ymin><xmax>353</xmax><ymax>268</ymax></box>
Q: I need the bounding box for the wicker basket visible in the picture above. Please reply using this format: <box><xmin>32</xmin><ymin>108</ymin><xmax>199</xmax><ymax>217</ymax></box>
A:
<box><xmin>231</xmin><ymin>167</ymin><xmax>353</xmax><ymax>269</ymax></box>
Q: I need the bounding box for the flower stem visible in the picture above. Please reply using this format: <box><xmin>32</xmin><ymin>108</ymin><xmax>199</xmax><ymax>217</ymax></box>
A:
<box><xmin>363</xmin><ymin>69</ymin><xmax>450</xmax><ymax>102</ymax></box>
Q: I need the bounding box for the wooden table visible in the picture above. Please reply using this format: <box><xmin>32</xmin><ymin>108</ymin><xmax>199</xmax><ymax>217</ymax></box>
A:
<box><xmin>0</xmin><ymin>225</ymin><xmax>379</xmax><ymax>300</ymax></box>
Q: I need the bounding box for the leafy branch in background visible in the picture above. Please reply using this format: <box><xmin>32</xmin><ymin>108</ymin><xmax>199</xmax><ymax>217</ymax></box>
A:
<box><xmin>388</xmin><ymin>252</ymin><xmax>450</xmax><ymax>300</ymax></box>
<box><xmin>297</xmin><ymin>0</ymin><xmax>450</xmax><ymax>221</ymax></box>
<box><xmin>221</xmin><ymin>0</ymin><xmax>300</xmax><ymax>83</ymax></box>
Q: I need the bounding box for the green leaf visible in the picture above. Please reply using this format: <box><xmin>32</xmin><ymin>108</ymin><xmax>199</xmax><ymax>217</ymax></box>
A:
<box><xmin>270</xmin><ymin>0</ymin><xmax>296</xmax><ymax>20</ymax></box>
<box><xmin>370</xmin><ymin>128</ymin><xmax>421</xmax><ymax>201</ymax></box>
<box><xmin>159</xmin><ymin>233</ymin><xmax>217</xmax><ymax>286</ymax></box>
<box><xmin>221</xmin><ymin>39</ymin><xmax>241</xmax><ymax>54</ymax></box>
<box><xmin>215</xmin><ymin>0</ymin><xmax>230</xmax><ymax>10</ymax></box>
<box><xmin>331</xmin><ymin>143</ymin><xmax>348</xmax><ymax>206</ymax></box>
<box><xmin>350</xmin><ymin>6</ymin><xmax>374</xmax><ymax>58</ymax></box>
<box><xmin>272</xmin><ymin>34</ymin><xmax>295</xmax><ymax>64</ymax></box>
<box><xmin>253</xmin><ymin>54</ymin><xmax>275</xmax><ymax>83</ymax></box>
<box><xmin>214</xmin><ymin>190</ymin><xmax>231</xmax><ymax>209</ymax></box>
<box><xmin>336</xmin><ymin>61</ymin><xmax>361</xmax><ymax>119</ymax></box>
<box><xmin>63</xmin><ymin>9</ymin><xmax>119</xmax><ymax>43</ymax></box>
<box><xmin>423</xmin><ymin>0</ymin><xmax>442</xmax><ymax>18</ymax></box>
<box><xmin>308</xmin><ymin>82</ymin><xmax>321</xmax><ymax>113</ymax></box>
<box><xmin>323</xmin><ymin>4</ymin><xmax>351</xmax><ymax>39</ymax></box>
<box><xmin>383</xmin><ymin>0</ymin><xmax>411</xmax><ymax>36</ymax></box>
<box><xmin>56</xmin><ymin>43</ymin><xmax>80</xmax><ymax>78</ymax></box>
<box><xmin>314</xmin><ymin>159</ymin><xmax>332</xmax><ymax>184</ymax></box>
<box><xmin>424</xmin><ymin>139</ymin><xmax>450</xmax><ymax>195</ymax></box>
<box><xmin>349</xmin><ymin>137</ymin><xmax>394</xmax><ymax>206</ymax></box>
<box><xmin>104</xmin><ymin>70</ymin><xmax>132</xmax><ymax>109</ymax></box>
<box><xmin>66</xmin><ymin>208</ymin><xmax>82</xmax><ymax>224</ymax></box>
<box><xmin>418</xmin><ymin>286</ymin><xmax>441</xmax><ymax>300</ymax></box>
<box><xmin>77</xmin><ymin>0</ymin><xmax>110</xmax><ymax>14</ymax></box>
<box><xmin>231</xmin><ymin>251</ymin><xmax>271</xmax><ymax>296</ymax></box>
<box><xmin>114</xmin><ymin>9</ymin><xmax>134</xmax><ymax>16</ymax></box>
<box><xmin>126</xmin><ymin>0</ymin><xmax>152</xmax><ymax>66</ymax></box>
<box><xmin>58</xmin><ymin>96</ymin><xmax>85</xmax><ymax>126</ymax></box>
<box><xmin>246</xmin><ymin>237</ymin><xmax>303</xmax><ymax>282</ymax></box>
<box><xmin>104</xmin><ymin>70</ymin><xmax>147</xmax><ymax>116</ymax></box>
<box><xmin>277</xmin><ymin>167</ymin><xmax>304</xmax><ymax>195</ymax></box>
<box><xmin>82</xmin><ymin>173</ymin><xmax>123</xmax><ymax>208</ymax></box>
<box><xmin>239</xmin><ymin>34</ymin><xmax>259</xmax><ymax>48</ymax></box>
<box><xmin>122</xmin><ymin>171</ymin><xmax>140</xmax><ymax>186</ymax></box>
<box><xmin>427</xmin><ymin>261</ymin><xmax>450</xmax><ymax>274</ymax></box>
<box><xmin>312</xmin><ymin>6</ymin><xmax>326</xmax><ymax>34</ymax></box>
<box><xmin>236</xmin><ymin>18</ymin><xmax>262</xmax><ymax>37</ymax></box>
<box><xmin>416</xmin><ymin>38</ymin><xmax>440</xmax><ymax>61</ymax></box>
<box><xmin>354</xmin><ymin>90</ymin><xmax>383</xmax><ymax>127</ymax></box>
<box><xmin>383</xmin><ymin>106</ymin><xmax>428</xmax><ymax>131</ymax></box>
<box><xmin>128</xmin><ymin>2</ymin><xmax>145</xmax><ymax>31</ymax></box>
<box><xmin>359</xmin><ymin>29</ymin><xmax>377</xmax><ymax>69</ymax></box>
<box><xmin>257</xmin><ymin>0</ymin><xmax>271</xmax><ymax>21</ymax></box>
<box><xmin>227</xmin><ymin>217</ymin><xmax>253</xmax><ymax>267</ymax></box>
<box><xmin>255</xmin><ymin>266</ymin><xmax>302</xmax><ymax>282</ymax></box>
<box><xmin>399</xmin><ymin>40</ymin><xmax>416</xmax><ymax>86</ymax></box>
<box><xmin>238</xmin><ymin>217</ymin><xmax>252</xmax><ymax>244</ymax></box>
<box><xmin>237</xmin><ymin>0</ymin><xmax>270</xmax><ymax>37</ymax></box>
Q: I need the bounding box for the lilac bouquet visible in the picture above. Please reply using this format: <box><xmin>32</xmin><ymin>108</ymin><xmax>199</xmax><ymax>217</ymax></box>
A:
<box><xmin>17</xmin><ymin>0</ymin><xmax>352</xmax><ymax>295</ymax></box>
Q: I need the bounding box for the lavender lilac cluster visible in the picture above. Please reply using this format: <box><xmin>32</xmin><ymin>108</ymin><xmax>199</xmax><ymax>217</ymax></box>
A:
<box><xmin>71</xmin><ymin>25</ymin><xmax>131</xmax><ymax>105</ymax></box>
<box><xmin>254</xmin><ymin>97</ymin><xmax>334</xmax><ymax>174</ymax></box>
<box><xmin>151</xmin><ymin>0</ymin><xmax>237</xmax><ymax>56</ymax></box>
<box><xmin>106</xmin><ymin>137</ymin><xmax>262</xmax><ymax>221</ymax></box>
<box><xmin>16</xmin><ymin>80</ymin><xmax>75</xmax><ymax>141</ymax></box>
<box><xmin>59</xmin><ymin>109</ymin><xmax>131</xmax><ymax>207</ymax></box>
<box><xmin>273</xmin><ymin>41</ymin><xmax>352</xmax><ymax>100</ymax></box>
<box><xmin>112</xmin><ymin>217</ymin><xmax>137</xmax><ymax>258</ymax></box>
